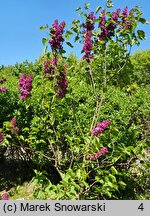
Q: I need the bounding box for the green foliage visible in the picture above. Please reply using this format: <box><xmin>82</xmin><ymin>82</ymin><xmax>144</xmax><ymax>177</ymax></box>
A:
<box><xmin>130</xmin><ymin>49</ymin><xmax>150</xmax><ymax>85</ymax></box>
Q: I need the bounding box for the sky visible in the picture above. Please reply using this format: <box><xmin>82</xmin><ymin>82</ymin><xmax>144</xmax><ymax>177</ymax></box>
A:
<box><xmin>0</xmin><ymin>0</ymin><xmax>149</xmax><ymax>66</ymax></box>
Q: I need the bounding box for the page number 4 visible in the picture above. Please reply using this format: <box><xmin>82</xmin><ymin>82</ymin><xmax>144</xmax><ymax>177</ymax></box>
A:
<box><xmin>138</xmin><ymin>203</ymin><xmax>144</xmax><ymax>211</ymax></box>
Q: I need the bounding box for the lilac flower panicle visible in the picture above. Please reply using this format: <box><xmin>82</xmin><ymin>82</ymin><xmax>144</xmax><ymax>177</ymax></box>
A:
<box><xmin>82</xmin><ymin>11</ymin><xmax>95</xmax><ymax>61</ymax></box>
<box><xmin>44</xmin><ymin>56</ymin><xmax>58</xmax><ymax>77</ymax></box>
<box><xmin>98</xmin><ymin>8</ymin><xmax>121</xmax><ymax>41</ymax></box>
<box><xmin>83</xmin><ymin>12</ymin><xmax>96</xmax><ymax>31</ymax></box>
<box><xmin>49</xmin><ymin>19</ymin><xmax>66</xmax><ymax>52</ymax></box>
<box><xmin>98</xmin><ymin>9</ymin><xmax>106</xmax><ymax>28</ymax></box>
<box><xmin>100</xmin><ymin>147</ymin><xmax>108</xmax><ymax>155</ymax></box>
<box><xmin>44</xmin><ymin>60</ymin><xmax>53</xmax><ymax>73</ymax></box>
<box><xmin>0</xmin><ymin>132</ymin><xmax>4</xmax><ymax>143</ymax></box>
<box><xmin>98</xmin><ymin>10</ymin><xmax>109</xmax><ymax>41</ymax></box>
<box><xmin>10</xmin><ymin>117</ymin><xmax>17</xmax><ymax>128</ymax></box>
<box><xmin>111</xmin><ymin>8</ymin><xmax>121</xmax><ymax>22</ymax></box>
<box><xmin>122</xmin><ymin>6</ymin><xmax>128</xmax><ymax>18</ymax></box>
<box><xmin>91</xmin><ymin>120</ymin><xmax>111</xmax><ymax>137</ymax></box>
<box><xmin>18</xmin><ymin>72</ymin><xmax>33</xmax><ymax>100</ymax></box>
<box><xmin>2</xmin><ymin>193</ymin><xmax>9</xmax><ymax>200</ymax></box>
<box><xmin>120</xmin><ymin>6</ymin><xmax>133</xmax><ymax>30</ymax></box>
<box><xmin>0</xmin><ymin>86</ymin><xmax>7</xmax><ymax>92</ymax></box>
<box><xmin>56</xmin><ymin>70</ymin><xmax>68</xmax><ymax>98</ymax></box>
<box><xmin>89</xmin><ymin>147</ymin><xmax>108</xmax><ymax>161</ymax></box>
<box><xmin>82</xmin><ymin>31</ymin><xmax>93</xmax><ymax>61</ymax></box>
<box><xmin>10</xmin><ymin>117</ymin><xmax>19</xmax><ymax>134</ymax></box>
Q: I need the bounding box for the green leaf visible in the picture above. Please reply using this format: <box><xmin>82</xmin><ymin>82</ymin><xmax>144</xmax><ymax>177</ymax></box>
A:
<box><xmin>139</xmin><ymin>18</ymin><xmax>149</xmax><ymax>24</ymax></box>
<box><xmin>22</xmin><ymin>127</ymin><xmax>29</xmax><ymax>132</ymax></box>
<box><xmin>137</xmin><ymin>30</ymin><xmax>146</xmax><ymax>40</ymax></box>
<box><xmin>66</xmin><ymin>42</ymin><xmax>74</xmax><ymax>48</ymax></box>
<box><xmin>76</xmin><ymin>7</ymin><xmax>81</xmax><ymax>12</ymax></box>
<box><xmin>118</xmin><ymin>181</ymin><xmax>126</xmax><ymax>189</ymax></box>
<box><xmin>96</xmin><ymin>6</ymin><xmax>102</xmax><ymax>14</ymax></box>
<box><xmin>110</xmin><ymin>166</ymin><xmax>118</xmax><ymax>175</ymax></box>
<box><xmin>74</xmin><ymin>35</ymin><xmax>80</xmax><ymax>42</ymax></box>
<box><xmin>109</xmin><ymin>174</ymin><xmax>117</xmax><ymax>182</ymax></box>
<box><xmin>39</xmin><ymin>24</ymin><xmax>48</xmax><ymax>30</ymax></box>
<box><xmin>42</xmin><ymin>38</ymin><xmax>48</xmax><ymax>45</ymax></box>
<box><xmin>106</xmin><ymin>0</ymin><xmax>113</xmax><ymax>8</ymax></box>
<box><xmin>84</xmin><ymin>2</ymin><xmax>90</xmax><ymax>10</ymax></box>
<box><xmin>66</xmin><ymin>30</ymin><xmax>73</xmax><ymax>35</ymax></box>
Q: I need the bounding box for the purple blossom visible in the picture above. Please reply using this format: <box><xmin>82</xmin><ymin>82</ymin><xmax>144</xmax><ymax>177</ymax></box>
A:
<box><xmin>10</xmin><ymin>117</ymin><xmax>17</xmax><ymax>128</ymax></box>
<box><xmin>98</xmin><ymin>9</ymin><xmax>120</xmax><ymax>41</ymax></box>
<box><xmin>44</xmin><ymin>56</ymin><xmax>58</xmax><ymax>78</ymax></box>
<box><xmin>120</xmin><ymin>6</ymin><xmax>134</xmax><ymax>30</ymax></box>
<box><xmin>49</xmin><ymin>19</ymin><xmax>66</xmax><ymax>52</ymax></box>
<box><xmin>44</xmin><ymin>60</ymin><xmax>53</xmax><ymax>73</ymax></box>
<box><xmin>0</xmin><ymin>132</ymin><xmax>4</xmax><ymax>143</ymax></box>
<box><xmin>0</xmin><ymin>86</ymin><xmax>7</xmax><ymax>92</ymax></box>
<box><xmin>111</xmin><ymin>9</ymin><xmax>121</xmax><ymax>22</ymax></box>
<box><xmin>122</xmin><ymin>6</ymin><xmax>128</xmax><ymax>18</ymax></box>
<box><xmin>83</xmin><ymin>12</ymin><xmax>96</xmax><ymax>31</ymax></box>
<box><xmin>91</xmin><ymin>120</ymin><xmax>111</xmax><ymax>137</ymax></box>
<box><xmin>82</xmin><ymin>31</ymin><xmax>94</xmax><ymax>61</ymax></box>
<box><xmin>2</xmin><ymin>193</ymin><xmax>9</xmax><ymax>200</ymax></box>
<box><xmin>10</xmin><ymin>117</ymin><xmax>19</xmax><ymax>134</ymax></box>
<box><xmin>100</xmin><ymin>147</ymin><xmax>108</xmax><ymax>155</ymax></box>
<box><xmin>56</xmin><ymin>71</ymin><xmax>68</xmax><ymax>98</ymax></box>
<box><xmin>89</xmin><ymin>147</ymin><xmax>108</xmax><ymax>160</ymax></box>
<box><xmin>98</xmin><ymin>10</ymin><xmax>108</xmax><ymax>41</ymax></box>
<box><xmin>18</xmin><ymin>72</ymin><xmax>33</xmax><ymax>100</ymax></box>
<box><xmin>99</xmin><ymin>10</ymin><xmax>106</xmax><ymax>27</ymax></box>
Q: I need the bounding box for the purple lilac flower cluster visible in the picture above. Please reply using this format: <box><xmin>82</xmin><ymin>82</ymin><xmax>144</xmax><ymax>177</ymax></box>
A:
<box><xmin>1</xmin><ymin>193</ymin><xmax>9</xmax><ymax>200</ymax></box>
<box><xmin>0</xmin><ymin>132</ymin><xmax>4</xmax><ymax>143</ymax></box>
<box><xmin>49</xmin><ymin>19</ymin><xmax>66</xmax><ymax>52</ymax></box>
<box><xmin>98</xmin><ymin>7</ymin><xmax>134</xmax><ymax>41</ymax></box>
<box><xmin>98</xmin><ymin>9</ymin><xmax>120</xmax><ymax>41</ymax></box>
<box><xmin>121</xmin><ymin>6</ymin><xmax>134</xmax><ymax>30</ymax></box>
<box><xmin>18</xmin><ymin>72</ymin><xmax>33</xmax><ymax>100</ymax></box>
<box><xmin>10</xmin><ymin>117</ymin><xmax>19</xmax><ymax>134</ymax></box>
<box><xmin>82</xmin><ymin>12</ymin><xmax>95</xmax><ymax>61</ymax></box>
<box><xmin>83</xmin><ymin>12</ymin><xmax>95</xmax><ymax>31</ymax></box>
<box><xmin>44</xmin><ymin>56</ymin><xmax>58</xmax><ymax>78</ymax></box>
<box><xmin>89</xmin><ymin>147</ymin><xmax>108</xmax><ymax>161</ymax></box>
<box><xmin>91</xmin><ymin>120</ymin><xmax>111</xmax><ymax>137</ymax></box>
<box><xmin>82</xmin><ymin>31</ymin><xmax>94</xmax><ymax>60</ymax></box>
<box><xmin>0</xmin><ymin>86</ymin><xmax>7</xmax><ymax>92</ymax></box>
<box><xmin>56</xmin><ymin>66</ymin><xmax>68</xmax><ymax>98</ymax></box>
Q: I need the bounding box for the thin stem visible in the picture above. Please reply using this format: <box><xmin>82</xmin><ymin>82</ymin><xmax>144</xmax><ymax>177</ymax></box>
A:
<box><xmin>103</xmin><ymin>46</ymin><xmax>107</xmax><ymax>89</ymax></box>
<box><xmin>88</xmin><ymin>64</ymin><xmax>98</xmax><ymax>100</ymax></box>
<box><xmin>90</xmin><ymin>89</ymin><xmax>104</xmax><ymax>131</ymax></box>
